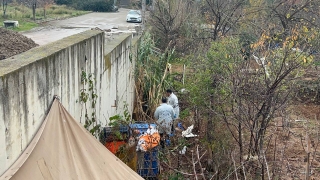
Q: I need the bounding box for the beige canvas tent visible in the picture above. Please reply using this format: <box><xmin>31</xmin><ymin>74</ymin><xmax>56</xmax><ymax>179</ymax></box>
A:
<box><xmin>0</xmin><ymin>99</ymin><xmax>143</xmax><ymax>180</ymax></box>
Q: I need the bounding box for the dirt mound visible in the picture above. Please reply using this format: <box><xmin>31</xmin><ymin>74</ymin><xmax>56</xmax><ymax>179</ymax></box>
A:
<box><xmin>0</xmin><ymin>28</ymin><xmax>38</xmax><ymax>60</ymax></box>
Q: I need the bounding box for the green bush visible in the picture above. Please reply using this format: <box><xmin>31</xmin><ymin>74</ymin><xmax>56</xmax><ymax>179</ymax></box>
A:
<box><xmin>54</xmin><ymin>0</ymin><xmax>73</xmax><ymax>5</ymax></box>
<box><xmin>22</xmin><ymin>14</ymin><xmax>31</xmax><ymax>18</ymax></box>
<box><xmin>55</xmin><ymin>0</ymin><xmax>115</xmax><ymax>12</ymax></box>
<box><xmin>52</xmin><ymin>8</ymin><xmax>71</xmax><ymax>15</ymax></box>
<box><xmin>74</xmin><ymin>0</ymin><xmax>114</xmax><ymax>12</ymax></box>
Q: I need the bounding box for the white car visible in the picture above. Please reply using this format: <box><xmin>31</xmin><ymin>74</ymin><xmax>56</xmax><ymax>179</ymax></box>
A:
<box><xmin>126</xmin><ymin>10</ymin><xmax>142</xmax><ymax>23</ymax></box>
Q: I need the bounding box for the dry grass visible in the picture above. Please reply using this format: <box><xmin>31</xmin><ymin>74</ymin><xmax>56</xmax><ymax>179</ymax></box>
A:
<box><xmin>0</xmin><ymin>4</ymin><xmax>89</xmax><ymax>31</ymax></box>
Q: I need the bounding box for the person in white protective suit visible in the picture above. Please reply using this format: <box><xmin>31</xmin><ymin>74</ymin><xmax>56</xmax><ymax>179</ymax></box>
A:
<box><xmin>154</xmin><ymin>97</ymin><xmax>175</xmax><ymax>148</ymax></box>
<box><xmin>166</xmin><ymin>89</ymin><xmax>179</xmax><ymax>120</ymax></box>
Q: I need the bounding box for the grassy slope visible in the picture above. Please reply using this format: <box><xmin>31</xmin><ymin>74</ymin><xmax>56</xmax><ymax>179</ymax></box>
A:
<box><xmin>0</xmin><ymin>4</ymin><xmax>89</xmax><ymax>32</ymax></box>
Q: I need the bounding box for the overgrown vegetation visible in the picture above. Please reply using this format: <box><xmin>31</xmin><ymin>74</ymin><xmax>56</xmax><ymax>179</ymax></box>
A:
<box><xmin>133</xmin><ymin>33</ymin><xmax>175</xmax><ymax>121</ymax></box>
<box><xmin>143</xmin><ymin>0</ymin><xmax>320</xmax><ymax>179</ymax></box>
<box><xmin>108</xmin><ymin>103</ymin><xmax>134</xmax><ymax>140</ymax></box>
<box><xmin>0</xmin><ymin>3</ymin><xmax>88</xmax><ymax>31</ymax></box>
<box><xmin>79</xmin><ymin>70</ymin><xmax>101</xmax><ymax>138</ymax></box>
<box><xmin>55</xmin><ymin>0</ymin><xmax>115</xmax><ymax>12</ymax></box>
<box><xmin>105</xmin><ymin>103</ymin><xmax>137</xmax><ymax>170</ymax></box>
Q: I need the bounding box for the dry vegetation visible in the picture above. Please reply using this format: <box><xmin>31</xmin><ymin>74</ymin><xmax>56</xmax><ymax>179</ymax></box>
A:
<box><xmin>0</xmin><ymin>3</ymin><xmax>88</xmax><ymax>31</ymax></box>
<box><xmin>132</xmin><ymin>0</ymin><xmax>320</xmax><ymax>179</ymax></box>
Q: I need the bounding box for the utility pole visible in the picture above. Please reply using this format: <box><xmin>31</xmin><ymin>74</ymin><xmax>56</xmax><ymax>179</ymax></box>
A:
<box><xmin>142</xmin><ymin>0</ymin><xmax>146</xmax><ymax>31</ymax></box>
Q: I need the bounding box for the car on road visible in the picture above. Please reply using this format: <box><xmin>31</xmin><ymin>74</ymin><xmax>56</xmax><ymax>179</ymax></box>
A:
<box><xmin>126</xmin><ymin>10</ymin><xmax>142</xmax><ymax>23</ymax></box>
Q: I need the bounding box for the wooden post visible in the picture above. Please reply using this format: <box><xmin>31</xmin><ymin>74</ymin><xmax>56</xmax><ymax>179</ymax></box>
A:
<box><xmin>182</xmin><ymin>64</ymin><xmax>186</xmax><ymax>85</ymax></box>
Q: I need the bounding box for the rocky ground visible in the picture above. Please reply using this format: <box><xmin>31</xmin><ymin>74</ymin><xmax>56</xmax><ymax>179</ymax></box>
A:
<box><xmin>0</xmin><ymin>28</ymin><xmax>38</xmax><ymax>60</ymax></box>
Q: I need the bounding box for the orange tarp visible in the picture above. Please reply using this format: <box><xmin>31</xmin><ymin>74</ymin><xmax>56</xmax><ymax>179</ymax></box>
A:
<box><xmin>138</xmin><ymin>133</ymin><xmax>160</xmax><ymax>151</ymax></box>
<box><xmin>105</xmin><ymin>141</ymin><xmax>126</xmax><ymax>154</ymax></box>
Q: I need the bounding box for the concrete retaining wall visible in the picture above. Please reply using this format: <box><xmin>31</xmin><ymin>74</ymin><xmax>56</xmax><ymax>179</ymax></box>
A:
<box><xmin>0</xmin><ymin>30</ymin><xmax>138</xmax><ymax>174</ymax></box>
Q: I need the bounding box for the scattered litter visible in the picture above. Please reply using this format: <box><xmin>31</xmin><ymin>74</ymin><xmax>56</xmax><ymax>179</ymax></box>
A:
<box><xmin>91</xmin><ymin>27</ymin><xmax>103</xmax><ymax>31</ymax></box>
<box><xmin>167</xmin><ymin>63</ymin><xmax>172</xmax><ymax>72</ymax></box>
<box><xmin>295</xmin><ymin>120</ymin><xmax>307</xmax><ymax>122</ymax></box>
<box><xmin>182</xmin><ymin>125</ymin><xmax>198</xmax><ymax>138</ymax></box>
<box><xmin>165</xmin><ymin>139</ymin><xmax>170</xmax><ymax>146</ymax></box>
<box><xmin>146</xmin><ymin>124</ymin><xmax>158</xmax><ymax>134</ymax></box>
<box><xmin>178</xmin><ymin>122</ymin><xmax>185</xmax><ymax>130</ymax></box>
<box><xmin>179</xmin><ymin>146</ymin><xmax>187</xmax><ymax>155</ymax></box>
<box><xmin>136</xmin><ymin>125</ymin><xmax>160</xmax><ymax>152</ymax></box>
<box><xmin>179</xmin><ymin>88</ymin><xmax>189</xmax><ymax>94</ymax></box>
<box><xmin>243</xmin><ymin>155</ymin><xmax>259</xmax><ymax>161</ymax></box>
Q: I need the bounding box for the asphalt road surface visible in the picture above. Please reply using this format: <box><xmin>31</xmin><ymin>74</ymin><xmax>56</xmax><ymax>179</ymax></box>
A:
<box><xmin>22</xmin><ymin>8</ymin><xmax>141</xmax><ymax>45</ymax></box>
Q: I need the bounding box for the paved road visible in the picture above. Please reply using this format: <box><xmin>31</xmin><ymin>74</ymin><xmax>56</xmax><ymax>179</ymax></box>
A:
<box><xmin>22</xmin><ymin>8</ymin><xmax>141</xmax><ymax>45</ymax></box>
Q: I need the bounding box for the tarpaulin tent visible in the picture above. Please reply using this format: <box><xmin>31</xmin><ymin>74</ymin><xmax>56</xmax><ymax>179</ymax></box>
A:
<box><xmin>0</xmin><ymin>99</ymin><xmax>143</xmax><ymax>180</ymax></box>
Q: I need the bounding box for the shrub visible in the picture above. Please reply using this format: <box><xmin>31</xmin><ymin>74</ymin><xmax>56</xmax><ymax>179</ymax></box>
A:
<box><xmin>54</xmin><ymin>0</ymin><xmax>73</xmax><ymax>5</ymax></box>
<box><xmin>52</xmin><ymin>8</ymin><xmax>71</xmax><ymax>15</ymax></box>
<box><xmin>74</xmin><ymin>0</ymin><xmax>114</xmax><ymax>12</ymax></box>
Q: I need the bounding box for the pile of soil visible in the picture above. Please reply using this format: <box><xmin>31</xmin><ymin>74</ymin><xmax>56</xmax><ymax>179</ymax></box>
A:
<box><xmin>0</xmin><ymin>28</ymin><xmax>38</xmax><ymax>60</ymax></box>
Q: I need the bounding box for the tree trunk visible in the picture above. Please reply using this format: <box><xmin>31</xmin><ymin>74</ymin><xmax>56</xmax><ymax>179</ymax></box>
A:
<box><xmin>261</xmin><ymin>163</ymin><xmax>265</xmax><ymax>180</ymax></box>
<box><xmin>2</xmin><ymin>0</ymin><xmax>7</xmax><ymax>18</ymax></box>
<box><xmin>32</xmin><ymin>2</ymin><xmax>36</xmax><ymax>21</ymax></box>
<box><xmin>239</xmin><ymin>121</ymin><xmax>243</xmax><ymax>163</ymax></box>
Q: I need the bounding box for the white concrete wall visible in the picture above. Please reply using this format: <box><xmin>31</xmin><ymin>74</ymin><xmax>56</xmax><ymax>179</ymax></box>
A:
<box><xmin>0</xmin><ymin>30</ymin><xmax>138</xmax><ymax>175</ymax></box>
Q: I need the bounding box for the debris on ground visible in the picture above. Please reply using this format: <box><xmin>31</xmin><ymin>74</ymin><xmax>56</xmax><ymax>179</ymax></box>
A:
<box><xmin>0</xmin><ymin>28</ymin><xmax>38</xmax><ymax>60</ymax></box>
<box><xmin>179</xmin><ymin>146</ymin><xmax>187</xmax><ymax>155</ymax></box>
<box><xmin>182</xmin><ymin>124</ymin><xmax>198</xmax><ymax>137</ymax></box>
<box><xmin>136</xmin><ymin>125</ymin><xmax>160</xmax><ymax>152</ymax></box>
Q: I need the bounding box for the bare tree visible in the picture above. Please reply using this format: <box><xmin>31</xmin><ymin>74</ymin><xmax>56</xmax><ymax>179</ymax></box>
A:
<box><xmin>203</xmin><ymin>0</ymin><xmax>246</xmax><ymax>40</ymax></box>
<box><xmin>15</xmin><ymin>0</ymin><xmax>53</xmax><ymax>20</ymax></box>
<box><xmin>17</xmin><ymin>0</ymin><xmax>37</xmax><ymax>20</ymax></box>
<box><xmin>187</xmin><ymin>22</ymin><xmax>316</xmax><ymax>178</ymax></box>
<box><xmin>242</xmin><ymin>0</ymin><xmax>320</xmax><ymax>40</ymax></box>
<box><xmin>149</xmin><ymin>0</ymin><xmax>201</xmax><ymax>51</ymax></box>
<box><xmin>268</xmin><ymin>0</ymin><xmax>319</xmax><ymax>32</ymax></box>
<box><xmin>37</xmin><ymin>0</ymin><xmax>54</xmax><ymax>18</ymax></box>
<box><xmin>2</xmin><ymin>0</ymin><xmax>8</xmax><ymax>17</ymax></box>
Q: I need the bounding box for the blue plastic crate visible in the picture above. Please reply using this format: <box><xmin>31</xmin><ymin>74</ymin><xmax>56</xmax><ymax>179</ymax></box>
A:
<box><xmin>119</xmin><ymin>125</ymin><xmax>129</xmax><ymax>133</ymax></box>
<box><xmin>102</xmin><ymin>125</ymin><xmax>129</xmax><ymax>142</ymax></box>
<box><xmin>137</xmin><ymin>148</ymin><xmax>159</xmax><ymax>178</ymax></box>
<box><xmin>103</xmin><ymin>125</ymin><xmax>129</xmax><ymax>133</ymax></box>
<box><xmin>130</xmin><ymin>122</ymin><xmax>156</xmax><ymax>136</ymax></box>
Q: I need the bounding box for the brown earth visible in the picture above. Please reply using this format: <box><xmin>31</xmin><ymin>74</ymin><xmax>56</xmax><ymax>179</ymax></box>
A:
<box><xmin>0</xmin><ymin>28</ymin><xmax>38</xmax><ymax>60</ymax></box>
<box><xmin>161</xmin><ymin>104</ymin><xmax>320</xmax><ymax>179</ymax></box>
<box><xmin>267</xmin><ymin>104</ymin><xmax>320</xmax><ymax>179</ymax></box>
